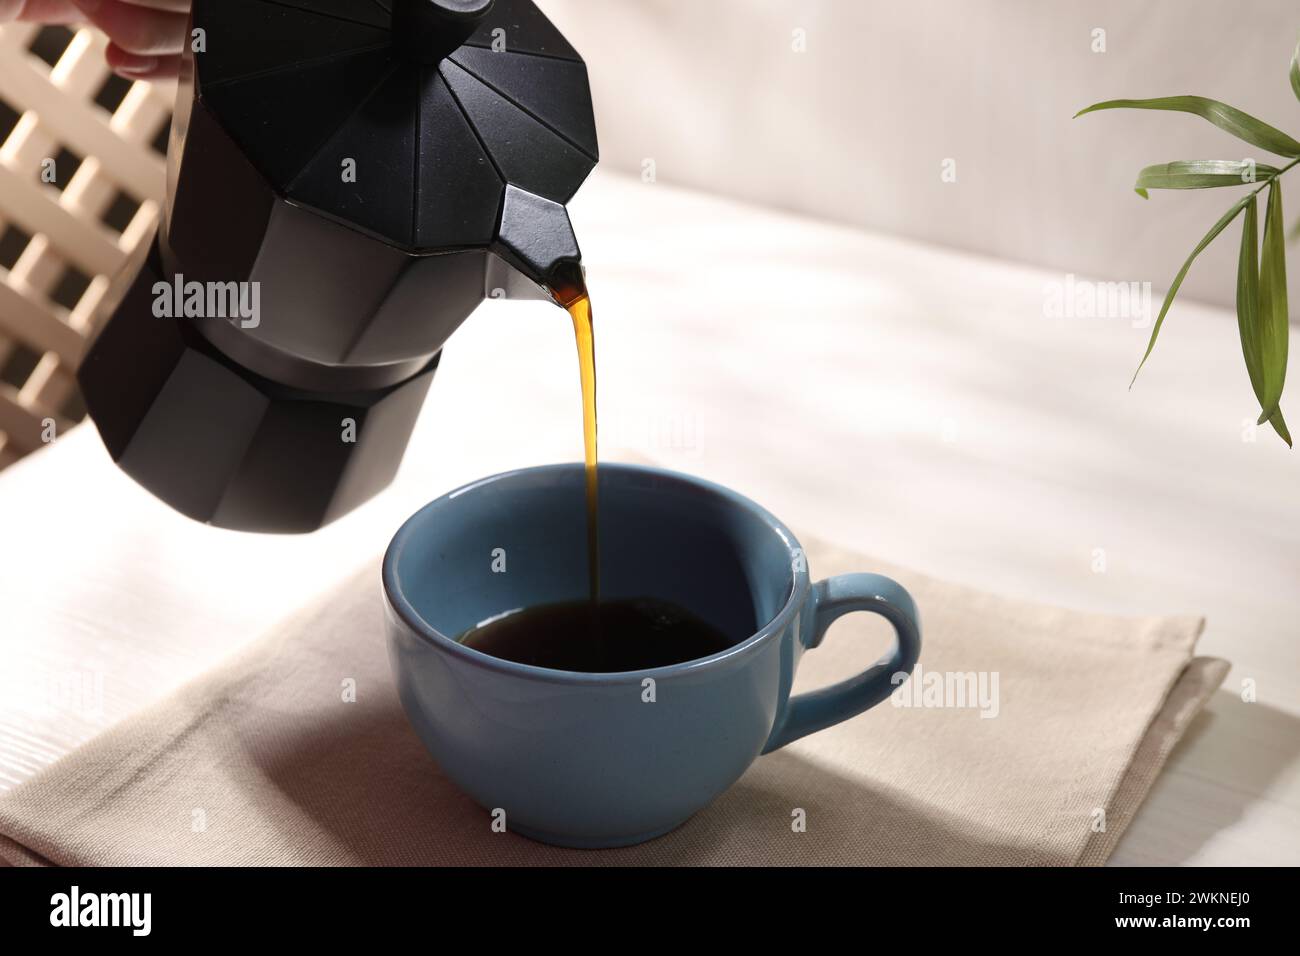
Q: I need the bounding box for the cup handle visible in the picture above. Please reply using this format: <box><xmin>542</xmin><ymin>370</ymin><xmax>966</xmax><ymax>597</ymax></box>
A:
<box><xmin>762</xmin><ymin>573</ymin><xmax>921</xmax><ymax>753</ymax></box>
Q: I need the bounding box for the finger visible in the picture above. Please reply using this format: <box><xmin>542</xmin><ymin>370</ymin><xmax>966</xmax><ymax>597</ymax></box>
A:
<box><xmin>105</xmin><ymin>42</ymin><xmax>180</xmax><ymax>79</ymax></box>
<box><xmin>67</xmin><ymin>0</ymin><xmax>186</xmax><ymax>55</ymax></box>
<box><xmin>119</xmin><ymin>0</ymin><xmax>189</xmax><ymax>11</ymax></box>
<box><xmin>0</xmin><ymin>0</ymin><xmax>82</xmax><ymax>22</ymax></box>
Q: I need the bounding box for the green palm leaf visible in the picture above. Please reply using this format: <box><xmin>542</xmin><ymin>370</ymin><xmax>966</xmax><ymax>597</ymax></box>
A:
<box><xmin>1237</xmin><ymin>196</ymin><xmax>1263</xmax><ymax>396</ymax></box>
<box><xmin>1075</xmin><ymin>96</ymin><xmax>1300</xmax><ymax>157</ymax></box>
<box><xmin>1255</xmin><ymin>180</ymin><xmax>1291</xmax><ymax>424</ymax></box>
<box><xmin>1133</xmin><ymin>196</ymin><xmax>1253</xmax><ymax>385</ymax></box>
<box><xmin>1234</xmin><ymin>197</ymin><xmax>1292</xmax><ymax>444</ymax></box>
<box><xmin>1135</xmin><ymin>160</ymin><xmax>1279</xmax><ymax>197</ymax></box>
<box><xmin>1290</xmin><ymin>37</ymin><xmax>1300</xmax><ymax>102</ymax></box>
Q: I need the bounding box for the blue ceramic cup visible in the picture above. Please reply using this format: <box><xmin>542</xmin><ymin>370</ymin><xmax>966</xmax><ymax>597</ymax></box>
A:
<box><xmin>383</xmin><ymin>463</ymin><xmax>921</xmax><ymax>848</ymax></box>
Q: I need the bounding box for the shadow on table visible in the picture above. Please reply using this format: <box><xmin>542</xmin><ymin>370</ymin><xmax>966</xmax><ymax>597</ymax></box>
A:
<box><xmin>244</xmin><ymin>691</ymin><xmax>1069</xmax><ymax>866</ymax></box>
<box><xmin>1113</xmin><ymin>690</ymin><xmax>1300</xmax><ymax>865</ymax></box>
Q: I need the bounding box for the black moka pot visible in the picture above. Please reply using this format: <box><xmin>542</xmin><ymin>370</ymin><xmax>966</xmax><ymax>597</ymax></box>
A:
<box><xmin>78</xmin><ymin>0</ymin><xmax>597</xmax><ymax>532</ymax></box>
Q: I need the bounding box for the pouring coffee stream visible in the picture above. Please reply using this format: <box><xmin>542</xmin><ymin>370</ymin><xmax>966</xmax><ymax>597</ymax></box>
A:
<box><xmin>546</xmin><ymin>261</ymin><xmax>601</xmax><ymax>608</ymax></box>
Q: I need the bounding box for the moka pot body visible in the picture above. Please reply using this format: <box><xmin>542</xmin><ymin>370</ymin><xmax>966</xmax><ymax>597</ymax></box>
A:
<box><xmin>77</xmin><ymin>0</ymin><xmax>598</xmax><ymax>532</ymax></box>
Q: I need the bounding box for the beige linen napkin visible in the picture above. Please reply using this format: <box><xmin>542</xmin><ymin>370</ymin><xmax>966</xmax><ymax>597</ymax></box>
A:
<box><xmin>0</xmin><ymin>536</ymin><xmax>1225</xmax><ymax>866</ymax></box>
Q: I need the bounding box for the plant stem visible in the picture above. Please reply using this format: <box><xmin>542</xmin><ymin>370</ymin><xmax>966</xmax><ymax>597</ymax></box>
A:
<box><xmin>1253</xmin><ymin>157</ymin><xmax>1300</xmax><ymax>195</ymax></box>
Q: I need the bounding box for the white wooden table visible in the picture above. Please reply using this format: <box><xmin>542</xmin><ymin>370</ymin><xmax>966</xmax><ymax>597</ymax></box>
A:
<box><xmin>1</xmin><ymin>170</ymin><xmax>1297</xmax><ymax>865</ymax></box>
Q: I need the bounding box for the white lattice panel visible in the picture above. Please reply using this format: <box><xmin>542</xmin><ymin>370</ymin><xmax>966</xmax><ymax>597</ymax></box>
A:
<box><xmin>0</xmin><ymin>22</ymin><xmax>173</xmax><ymax>468</ymax></box>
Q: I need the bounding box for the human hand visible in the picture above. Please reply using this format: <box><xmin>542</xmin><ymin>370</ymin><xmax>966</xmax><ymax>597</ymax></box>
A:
<box><xmin>1</xmin><ymin>0</ymin><xmax>190</xmax><ymax>80</ymax></box>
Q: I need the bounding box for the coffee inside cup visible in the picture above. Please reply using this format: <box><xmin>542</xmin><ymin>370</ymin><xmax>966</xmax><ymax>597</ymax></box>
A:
<box><xmin>457</xmin><ymin>596</ymin><xmax>737</xmax><ymax>672</ymax></box>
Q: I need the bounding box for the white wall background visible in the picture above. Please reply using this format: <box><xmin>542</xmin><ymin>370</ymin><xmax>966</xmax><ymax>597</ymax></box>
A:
<box><xmin>543</xmin><ymin>0</ymin><xmax>1300</xmax><ymax>312</ymax></box>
